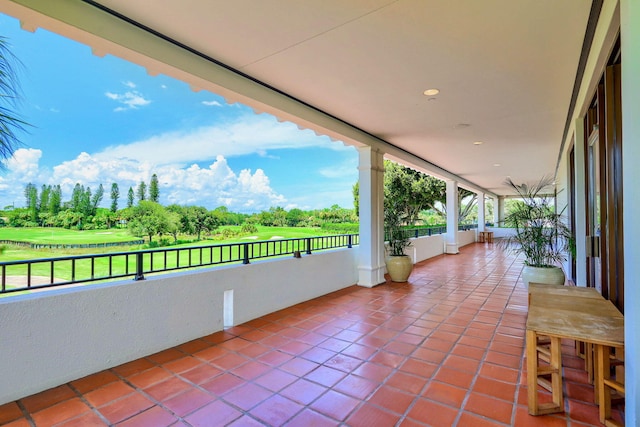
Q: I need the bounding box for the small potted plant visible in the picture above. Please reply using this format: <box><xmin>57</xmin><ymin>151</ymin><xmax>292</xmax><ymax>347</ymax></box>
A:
<box><xmin>499</xmin><ymin>176</ymin><xmax>573</xmax><ymax>287</ymax></box>
<box><xmin>384</xmin><ymin>200</ymin><xmax>413</xmax><ymax>282</ymax></box>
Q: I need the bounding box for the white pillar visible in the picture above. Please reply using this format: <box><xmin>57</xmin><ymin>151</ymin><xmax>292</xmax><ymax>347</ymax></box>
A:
<box><xmin>497</xmin><ymin>196</ymin><xmax>505</xmax><ymax>224</ymax></box>
<box><xmin>477</xmin><ymin>192</ymin><xmax>486</xmax><ymax>232</ymax></box>
<box><xmin>492</xmin><ymin>196</ymin><xmax>499</xmax><ymax>225</ymax></box>
<box><xmin>445</xmin><ymin>180</ymin><xmax>459</xmax><ymax>254</ymax></box>
<box><xmin>357</xmin><ymin>146</ymin><xmax>386</xmax><ymax>287</ymax></box>
<box><xmin>622</xmin><ymin>1</ymin><xmax>640</xmax><ymax>423</ymax></box>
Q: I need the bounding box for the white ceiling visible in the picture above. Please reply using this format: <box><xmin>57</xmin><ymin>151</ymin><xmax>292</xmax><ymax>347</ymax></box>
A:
<box><xmin>10</xmin><ymin>0</ymin><xmax>594</xmax><ymax>196</ymax></box>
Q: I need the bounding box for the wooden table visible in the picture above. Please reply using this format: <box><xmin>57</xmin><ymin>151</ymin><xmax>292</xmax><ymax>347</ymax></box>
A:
<box><xmin>528</xmin><ymin>282</ymin><xmax>603</xmax><ymax>300</ymax></box>
<box><xmin>529</xmin><ymin>282</ymin><xmax>609</xmax><ymax>381</ymax></box>
<box><xmin>526</xmin><ymin>285</ymin><xmax>624</xmax><ymax>426</ymax></box>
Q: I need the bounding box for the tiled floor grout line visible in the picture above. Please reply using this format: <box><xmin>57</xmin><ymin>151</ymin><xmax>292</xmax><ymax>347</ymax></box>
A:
<box><xmin>452</xmin><ymin>251</ymin><xmax>522</xmax><ymax>427</ymax></box>
<box><xmin>3</xmin><ymin>244</ymin><xmax>624</xmax><ymax>426</ymax></box>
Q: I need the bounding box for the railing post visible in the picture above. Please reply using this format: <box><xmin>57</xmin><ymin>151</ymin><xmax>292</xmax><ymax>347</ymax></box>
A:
<box><xmin>306</xmin><ymin>238</ymin><xmax>312</xmax><ymax>255</ymax></box>
<box><xmin>243</xmin><ymin>243</ymin><xmax>250</xmax><ymax>264</ymax></box>
<box><xmin>348</xmin><ymin>234</ymin><xmax>353</xmax><ymax>248</ymax></box>
<box><xmin>135</xmin><ymin>252</ymin><xmax>145</xmax><ymax>281</ymax></box>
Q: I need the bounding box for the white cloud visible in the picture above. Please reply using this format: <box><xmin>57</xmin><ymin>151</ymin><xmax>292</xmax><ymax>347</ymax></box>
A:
<box><xmin>0</xmin><ymin>150</ymin><xmax>286</xmax><ymax>212</ymax></box>
<box><xmin>318</xmin><ymin>157</ymin><xmax>358</xmax><ymax>179</ymax></box>
<box><xmin>94</xmin><ymin>113</ymin><xmax>345</xmax><ymax>166</ymax></box>
<box><xmin>105</xmin><ymin>90</ymin><xmax>151</xmax><ymax>111</ymax></box>
<box><xmin>123</xmin><ymin>81</ymin><xmax>136</xmax><ymax>88</ymax></box>
<box><xmin>0</xmin><ymin>148</ymin><xmax>49</xmax><ymax>206</ymax></box>
<box><xmin>161</xmin><ymin>156</ymin><xmax>286</xmax><ymax>210</ymax></box>
<box><xmin>202</xmin><ymin>100</ymin><xmax>222</xmax><ymax>107</ymax></box>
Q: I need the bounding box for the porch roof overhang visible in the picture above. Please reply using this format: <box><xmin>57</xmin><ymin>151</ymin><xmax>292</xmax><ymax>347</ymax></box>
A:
<box><xmin>0</xmin><ymin>0</ymin><xmax>595</xmax><ymax>198</ymax></box>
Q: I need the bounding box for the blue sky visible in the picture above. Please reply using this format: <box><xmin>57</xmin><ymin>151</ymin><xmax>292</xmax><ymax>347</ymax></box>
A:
<box><xmin>0</xmin><ymin>13</ymin><xmax>358</xmax><ymax>213</ymax></box>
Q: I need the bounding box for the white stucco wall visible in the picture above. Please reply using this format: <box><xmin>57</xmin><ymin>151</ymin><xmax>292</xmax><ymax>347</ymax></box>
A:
<box><xmin>397</xmin><ymin>230</ymin><xmax>475</xmax><ymax>265</ymax></box>
<box><xmin>485</xmin><ymin>227</ymin><xmax>516</xmax><ymax>239</ymax></box>
<box><xmin>408</xmin><ymin>234</ymin><xmax>445</xmax><ymax>263</ymax></box>
<box><xmin>457</xmin><ymin>230</ymin><xmax>476</xmax><ymax>247</ymax></box>
<box><xmin>0</xmin><ymin>248</ymin><xmax>358</xmax><ymax>405</ymax></box>
<box><xmin>622</xmin><ymin>0</ymin><xmax>640</xmax><ymax>423</ymax></box>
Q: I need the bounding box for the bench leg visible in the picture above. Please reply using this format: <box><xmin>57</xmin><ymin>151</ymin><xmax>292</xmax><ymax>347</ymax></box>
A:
<box><xmin>527</xmin><ymin>331</ymin><xmax>563</xmax><ymax>415</ymax></box>
<box><xmin>597</xmin><ymin>344</ymin><xmax>624</xmax><ymax>427</ymax></box>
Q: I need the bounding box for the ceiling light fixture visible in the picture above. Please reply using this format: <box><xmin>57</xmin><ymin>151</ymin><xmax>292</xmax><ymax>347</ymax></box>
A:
<box><xmin>423</xmin><ymin>88</ymin><xmax>440</xmax><ymax>96</ymax></box>
<box><xmin>473</xmin><ymin>141</ymin><xmax>483</xmax><ymax>145</ymax></box>
<box><xmin>493</xmin><ymin>163</ymin><xmax>501</xmax><ymax>167</ymax></box>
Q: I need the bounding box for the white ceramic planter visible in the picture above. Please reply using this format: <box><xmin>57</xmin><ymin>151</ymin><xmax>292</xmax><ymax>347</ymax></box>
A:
<box><xmin>386</xmin><ymin>255</ymin><xmax>413</xmax><ymax>282</ymax></box>
<box><xmin>522</xmin><ymin>265</ymin><xmax>565</xmax><ymax>288</ymax></box>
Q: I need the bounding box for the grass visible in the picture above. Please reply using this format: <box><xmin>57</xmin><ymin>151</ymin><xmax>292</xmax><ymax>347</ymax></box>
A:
<box><xmin>213</xmin><ymin>225</ymin><xmax>328</xmax><ymax>243</ymax></box>
<box><xmin>0</xmin><ymin>225</ymin><xmax>355</xmax><ymax>295</ymax></box>
<box><xmin>0</xmin><ymin>227</ymin><xmax>136</xmax><ymax>244</ymax></box>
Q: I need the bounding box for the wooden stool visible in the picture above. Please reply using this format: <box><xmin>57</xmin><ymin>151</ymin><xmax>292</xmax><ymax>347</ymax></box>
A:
<box><xmin>596</xmin><ymin>344</ymin><xmax>625</xmax><ymax>427</ymax></box>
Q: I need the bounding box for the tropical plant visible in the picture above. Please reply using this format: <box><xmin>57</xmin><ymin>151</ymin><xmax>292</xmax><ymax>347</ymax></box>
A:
<box><xmin>384</xmin><ymin>197</ymin><xmax>412</xmax><ymax>257</ymax></box>
<box><xmin>499</xmin><ymin>176</ymin><xmax>573</xmax><ymax>267</ymax></box>
<box><xmin>0</xmin><ymin>36</ymin><xmax>28</xmax><ymax>168</ymax></box>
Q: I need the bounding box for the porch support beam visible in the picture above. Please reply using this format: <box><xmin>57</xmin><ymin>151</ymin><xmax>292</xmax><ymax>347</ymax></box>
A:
<box><xmin>492</xmin><ymin>196</ymin><xmax>499</xmax><ymax>225</ymax></box>
<box><xmin>477</xmin><ymin>192</ymin><xmax>486</xmax><ymax>232</ymax></box>
<box><xmin>497</xmin><ymin>196</ymin><xmax>505</xmax><ymax>225</ymax></box>
<box><xmin>357</xmin><ymin>146</ymin><xmax>386</xmax><ymax>287</ymax></box>
<box><xmin>445</xmin><ymin>180</ymin><xmax>459</xmax><ymax>254</ymax></box>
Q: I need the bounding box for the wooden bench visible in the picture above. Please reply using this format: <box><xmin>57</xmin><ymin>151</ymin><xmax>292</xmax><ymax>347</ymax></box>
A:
<box><xmin>478</xmin><ymin>231</ymin><xmax>494</xmax><ymax>243</ymax></box>
<box><xmin>526</xmin><ymin>284</ymin><xmax>624</xmax><ymax>426</ymax></box>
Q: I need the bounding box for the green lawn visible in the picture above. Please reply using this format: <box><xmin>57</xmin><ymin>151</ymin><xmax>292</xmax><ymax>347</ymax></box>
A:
<box><xmin>213</xmin><ymin>225</ymin><xmax>327</xmax><ymax>243</ymax></box>
<box><xmin>0</xmin><ymin>227</ymin><xmax>136</xmax><ymax>244</ymax></box>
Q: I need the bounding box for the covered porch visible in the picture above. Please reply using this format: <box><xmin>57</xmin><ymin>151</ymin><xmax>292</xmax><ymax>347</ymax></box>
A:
<box><xmin>0</xmin><ymin>244</ymin><xmax>621</xmax><ymax>426</ymax></box>
<box><xmin>0</xmin><ymin>0</ymin><xmax>638</xmax><ymax>424</ymax></box>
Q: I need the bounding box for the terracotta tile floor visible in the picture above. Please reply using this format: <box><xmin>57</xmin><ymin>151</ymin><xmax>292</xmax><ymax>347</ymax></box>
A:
<box><xmin>0</xmin><ymin>244</ymin><xmax>624</xmax><ymax>426</ymax></box>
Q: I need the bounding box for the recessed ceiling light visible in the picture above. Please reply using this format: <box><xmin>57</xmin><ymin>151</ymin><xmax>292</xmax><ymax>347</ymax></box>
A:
<box><xmin>473</xmin><ymin>141</ymin><xmax>483</xmax><ymax>145</ymax></box>
<box><xmin>423</xmin><ymin>88</ymin><xmax>440</xmax><ymax>96</ymax></box>
<box><xmin>454</xmin><ymin>123</ymin><xmax>471</xmax><ymax>129</ymax></box>
<box><xmin>493</xmin><ymin>163</ymin><xmax>501</xmax><ymax>167</ymax></box>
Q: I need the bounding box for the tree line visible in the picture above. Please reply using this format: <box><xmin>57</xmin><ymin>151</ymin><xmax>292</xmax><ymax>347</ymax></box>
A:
<box><xmin>11</xmin><ymin>174</ymin><xmax>162</xmax><ymax>229</ymax></box>
<box><xmin>1</xmin><ymin>173</ymin><xmax>359</xmax><ymax>245</ymax></box>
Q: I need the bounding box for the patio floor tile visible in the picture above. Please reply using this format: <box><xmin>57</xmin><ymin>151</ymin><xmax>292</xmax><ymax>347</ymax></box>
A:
<box><xmin>1</xmin><ymin>243</ymin><xmax>623</xmax><ymax>426</ymax></box>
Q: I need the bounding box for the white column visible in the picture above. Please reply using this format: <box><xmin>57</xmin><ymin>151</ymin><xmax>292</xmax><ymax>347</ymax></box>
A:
<box><xmin>497</xmin><ymin>196</ymin><xmax>505</xmax><ymax>224</ymax></box>
<box><xmin>622</xmin><ymin>1</ymin><xmax>640</xmax><ymax>423</ymax></box>
<box><xmin>445</xmin><ymin>180</ymin><xmax>459</xmax><ymax>254</ymax></box>
<box><xmin>492</xmin><ymin>196</ymin><xmax>500</xmax><ymax>225</ymax></box>
<box><xmin>357</xmin><ymin>146</ymin><xmax>386</xmax><ymax>287</ymax></box>
<box><xmin>477</xmin><ymin>192</ymin><xmax>485</xmax><ymax>232</ymax></box>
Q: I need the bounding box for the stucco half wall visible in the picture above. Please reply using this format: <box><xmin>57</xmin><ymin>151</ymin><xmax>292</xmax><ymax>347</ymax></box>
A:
<box><xmin>0</xmin><ymin>248</ymin><xmax>358</xmax><ymax>405</ymax></box>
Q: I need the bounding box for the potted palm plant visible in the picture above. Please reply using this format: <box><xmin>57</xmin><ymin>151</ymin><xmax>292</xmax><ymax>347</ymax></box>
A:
<box><xmin>384</xmin><ymin>200</ymin><xmax>413</xmax><ymax>282</ymax></box>
<box><xmin>499</xmin><ymin>176</ymin><xmax>573</xmax><ymax>288</ymax></box>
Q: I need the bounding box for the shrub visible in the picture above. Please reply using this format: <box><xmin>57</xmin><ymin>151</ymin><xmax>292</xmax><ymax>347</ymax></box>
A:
<box><xmin>222</xmin><ymin>228</ymin><xmax>238</xmax><ymax>239</ymax></box>
<box><xmin>240</xmin><ymin>223</ymin><xmax>258</xmax><ymax>234</ymax></box>
<box><xmin>320</xmin><ymin>222</ymin><xmax>359</xmax><ymax>234</ymax></box>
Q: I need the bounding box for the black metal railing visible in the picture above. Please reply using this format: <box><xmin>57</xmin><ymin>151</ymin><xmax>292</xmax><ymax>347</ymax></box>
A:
<box><xmin>458</xmin><ymin>223</ymin><xmax>478</xmax><ymax>231</ymax></box>
<box><xmin>0</xmin><ymin>234</ymin><xmax>359</xmax><ymax>295</ymax></box>
<box><xmin>385</xmin><ymin>223</ymin><xmax>477</xmax><ymax>240</ymax></box>
<box><xmin>0</xmin><ymin>223</ymin><xmax>479</xmax><ymax>295</ymax></box>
